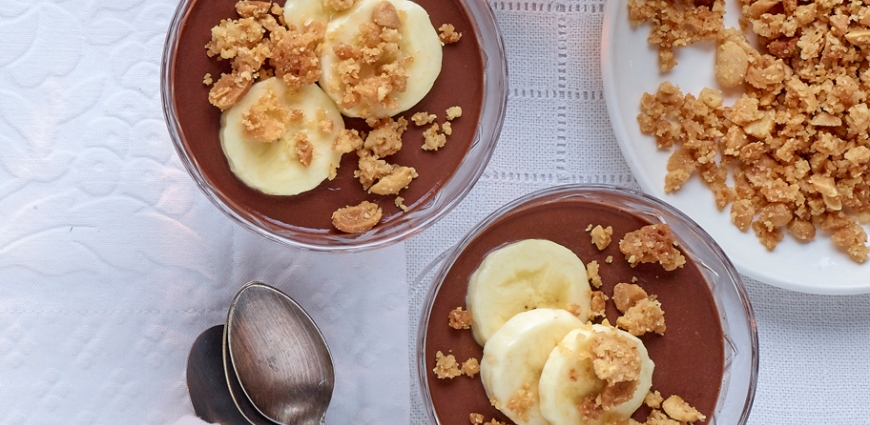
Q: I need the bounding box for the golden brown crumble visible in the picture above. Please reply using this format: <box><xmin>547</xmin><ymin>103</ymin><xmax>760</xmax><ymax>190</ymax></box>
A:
<box><xmin>619</xmin><ymin>224</ymin><xmax>686</xmax><ymax>271</ymax></box>
<box><xmin>590</xmin><ymin>225</ymin><xmax>614</xmax><ymax>250</ymax></box>
<box><xmin>644</xmin><ymin>409</ymin><xmax>681</xmax><ymax>425</ymax></box>
<box><xmin>331</xmin><ymin>201</ymin><xmax>382</xmax><ymax>233</ymax></box>
<box><xmin>369</xmin><ymin>166</ymin><xmax>418</xmax><ymax>195</ymax></box>
<box><xmin>442</xmin><ymin>121</ymin><xmax>453</xmax><ymax>135</ymax></box>
<box><xmin>295</xmin><ymin>134</ymin><xmax>314</xmax><ymax>167</ymax></box>
<box><xmin>469</xmin><ymin>413</ymin><xmax>484</xmax><ymax>425</ymax></box>
<box><xmin>645</xmin><ymin>390</ymin><xmax>664</xmax><ymax>409</ymax></box>
<box><xmin>325</xmin><ymin>0</ymin><xmax>357</xmax><ymax>11</ymax></box>
<box><xmin>236</xmin><ymin>1</ymin><xmax>271</xmax><ymax>18</ymax></box>
<box><xmin>439</xmin><ymin>23</ymin><xmax>462</xmax><ymax>44</ymax></box>
<box><xmin>617</xmin><ymin>297</ymin><xmax>666</xmax><ymax>337</ymax></box>
<box><xmin>591</xmin><ymin>331</ymin><xmax>642</xmax><ymax>384</ymax></box>
<box><xmin>446</xmin><ymin>106</ymin><xmax>463</xmax><ymax>120</ymax></box>
<box><xmin>505</xmin><ymin>384</ymin><xmax>535</xmax><ymax>422</ymax></box>
<box><xmin>270</xmin><ymin>23</ymin><xmax>325</xmax><ymax>91</ymax></box>
<box><xmin>627</xmin><ymin>0</ymin><xmax>725</xmax><ymax>72</ymax></box>
<box><xmin>422</xmin><ymin>123</ymin><xmax>448</xmax><ymax>151</ymax></box>
<box><xmin>365</xmin><ymin>116</ymin><xmax>408</xmax><ymax>157</ymax></box>
<box><xmin>395</xmin><ymin>196</ymin><xmax>408</xmax><ymax>212</ymax></box>
<box><xmin>333</xmin><ymin>129</ymin><xmax>364</xmax><ymax>154</ymax></box>
<box><xmin>203</xmin><ymin>73</ymin><xmax>214</xmax><ymax>85</ymax></box>
<box><xmin>448</xmin><ymin>306</ymin><xmax>473</xmax><ymax>330</ymax></box>
<box><xmin>355</xmin><ymin>149</ymin><xmax>393</xmax><ymax>190</ymax></box>
<box><xmin>209</xmin><ymin>71</ymin><xmax>254</xmax><ymax>111</ymax></box>
<box><xmin>242</xmin><ymin>88</ymin><xmax>293</xmax><ymax>143</ymax></box>
<box><xmin>205</xmin><ymin>17</ymin><xmax>265</xmax><ymax>60</ymax></box>
<box><xmin>590</xmin><ymin>291</ymin><xmax>608</xmax><ymax>319</ymax></box>
<box><xmin>433</xmin><ymin>351</ymin><xmax>462</xmax><ymax>379</ymax></box>
<box><xmin>461</xmin><ymin>357</ymin><xmax>480</xmax><ymax>377</ymax></box>
<box><xmin>587</xmin><ymin>260</ymin><xmax>602</xmax><ymax>288</ymax></box>
<box><xmin>636</xmin><ymin>1</ymin><xmax>870</xmax><ymax>263</ymax></box>
<box><xmin>612</xmin><ymin>282</ymin><xmax>648</xmax><ymax>314</ymax></box>
<box><xmin>661</xmin><ymin>395</ymin><xmax>706</xmax><ymax>423</ymax></box>
<box><xmin>605</xmin><ymin>255</ymin><xmax>613</xmax><ymax>264</ymax></box>
<box><xmin>566</xmin><ymin>303</ymin><xmax>583</xmax><ymax>317</ymax></box>
<box><xmin>630</xmin><ymin>276</ymin><xmax>638</xmax><ymax>283</ymax></box>
<box><xmin>411</xmin><ymin>111</ymin><xmax>437</xmax><ymax>126</ymax></box>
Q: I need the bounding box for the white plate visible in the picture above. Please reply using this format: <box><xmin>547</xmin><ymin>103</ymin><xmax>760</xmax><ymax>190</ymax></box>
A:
<box><xmin>601</xmin><ymin>0</ymin><xmax>870</xmax><ymax>294</ymax></box>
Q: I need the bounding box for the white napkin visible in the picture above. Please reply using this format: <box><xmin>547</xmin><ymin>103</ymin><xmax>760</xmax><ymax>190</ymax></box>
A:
<box><xmin>0</xmin><ymin>1</ymin><xmax>409</xmax><ymax>424</ymax></box>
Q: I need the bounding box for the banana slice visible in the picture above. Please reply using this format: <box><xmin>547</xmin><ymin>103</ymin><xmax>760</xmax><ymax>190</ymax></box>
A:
<box><xmin>466</xmin><ymin>239</ymin><xmax>592</xmax><ymax>345</ymax></box>
<box><xmin>538</xmin><ymin>325</ymin><xmax>654</xmax><ymax>425</ymax></box>
<box><xmin>319</xmin><ymin>0</ymin><xmax>443</xmax><ymax>119</ymax></box>
<box><xmin>283</xmin><ymin>0</ymin><xmax>355</xmax><ymax>31</ymax></box>
<box><xmin>481</xmin><ymin>309</ymin><xmax>585</xmax><ymax>425</ymax></box>
<box><xmin>220</xmin><ymin>77</ymin><xmax>344</xmax><ymax>196</ymax></box>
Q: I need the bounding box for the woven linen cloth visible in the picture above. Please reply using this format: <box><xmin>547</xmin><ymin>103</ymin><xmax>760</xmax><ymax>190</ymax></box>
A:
<box><xmin>0</xmin><ymin>1</ymin><xmax>408</xmax><ymax>424</ymax></box>
<box><xmin>406</xmin><ymin>1</ymin><xmax>870</xmax><ymax>424</ymax></box>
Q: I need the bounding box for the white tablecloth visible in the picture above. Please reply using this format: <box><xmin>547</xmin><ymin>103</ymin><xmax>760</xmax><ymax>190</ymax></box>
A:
<box><xmin>2</xmin><ymin>0</ymin><xmax>870</xmax><ymax>424</ymax></box>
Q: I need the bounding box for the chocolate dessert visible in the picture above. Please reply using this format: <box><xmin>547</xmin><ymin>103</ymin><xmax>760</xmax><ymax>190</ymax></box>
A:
<box><xmin>424</xmin><ymin>194</ymin><xmax>726</xmax><ymax>424</ymax></box>
<box><xmin>167</xmin><ymin>0</ymin><xmax>484</xmax><ymax>233</ymax></box>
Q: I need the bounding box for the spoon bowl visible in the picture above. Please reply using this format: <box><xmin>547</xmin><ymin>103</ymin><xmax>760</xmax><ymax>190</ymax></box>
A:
<box><xmin>226</xmin><ymin>281</ymin><xmax>335</xmax><ymax>425</ymax></box>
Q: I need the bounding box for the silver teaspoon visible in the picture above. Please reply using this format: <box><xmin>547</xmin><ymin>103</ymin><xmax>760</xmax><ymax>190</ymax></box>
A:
<box><xmin>226</xmin><ymin>281</ymin><xmax>335</xmax><ymax>425</ymax></box>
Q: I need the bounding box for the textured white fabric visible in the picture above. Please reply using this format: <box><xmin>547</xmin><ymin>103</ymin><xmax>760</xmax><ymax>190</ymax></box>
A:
<box><xmin>0</xmin><ymin>2</ymin><xmax>408</xmax><ymax>424</ymax></box>
<box><xmin>406</xmin><ymin>1</ymin><xmax>870</xmax><ymax>425</ymax></box>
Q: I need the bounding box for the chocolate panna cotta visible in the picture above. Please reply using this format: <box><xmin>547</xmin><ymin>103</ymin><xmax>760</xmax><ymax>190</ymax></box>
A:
<box><xmin>424</xmin><ymin>198</ymin><xmax>725</xmax><ymax>424</ymax></box>
<box><xmin>170</xmin><ymin>0</ymin><xmax>483</xmax><ymax>232</ymax></box>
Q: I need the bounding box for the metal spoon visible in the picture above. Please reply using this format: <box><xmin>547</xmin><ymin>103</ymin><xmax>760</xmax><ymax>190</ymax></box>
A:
<box><xmin>226</xmin><ymin>281</ymin><xmax>335</xmax><ymax>425</ymax></box>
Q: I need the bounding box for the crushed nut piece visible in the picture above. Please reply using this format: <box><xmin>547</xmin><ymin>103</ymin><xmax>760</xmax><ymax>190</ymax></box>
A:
<box><xmin>422</xmin><ymin>123</ymin><xmax>447</xmax><ymax>151</ymax></box>
<box><xmin>203</xmin><ymin>73</ymin><xmax>214</xmax><ymax>85</ymax></box>
<box><xmin>411</xmin><ymin>111</ymin><xmax>437</xmax><ymax>126</ymax></box>
<box><xmin>590</xmin><ymin>291</ymin><xmax>608</xmax><ymax>318</ymax></box>
<box><xmin>617</xmin><ymin>297</ymin><xmax>666</xmax><ymax>336</ymax></box>
<box><xmin>612</xmin><ymin>283</ymin><xmax>648</xmax><ymax>314</ymax></box>
<box><xmin>331</xmin><ymin>201</ymin><xmax>382</xmax><ymax>233</ymax></box>
<box><xmin>505</xmin><ymin>384</ymin><xmax>535</xmax><ymax>422</ymax></box>
<box><xmin>662</xmin><ymin>395</ymin><xmax>706</xmax><ymax>423</ymax></box>
<box><xmin>645</xmin><ymin>390</ymin><xmax>664</xmax><ymax>409</ymax></box>
<box><xmin>591</xmin><ymin>225</ymin><xmax>614</xmax><ymax>250</ymax></box>
<box><xmin>369</xmin><ymin>166</ymin><xmax>418</xmax><ymax>195</ymax></box>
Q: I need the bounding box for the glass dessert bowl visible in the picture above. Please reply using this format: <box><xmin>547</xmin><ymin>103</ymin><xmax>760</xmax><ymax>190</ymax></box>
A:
<box><xmin>161</xmin><ymin>0</ymin><xmax>507</xmax><ymax>251</ymax></box>
<box><xmin>414</xmin><ymin>184</ymin><xmax>758</xmax><ymax>424</ymax></box>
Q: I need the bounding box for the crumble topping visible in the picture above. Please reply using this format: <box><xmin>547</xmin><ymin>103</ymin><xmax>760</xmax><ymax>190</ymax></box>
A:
<box><xmin>662</xmin><ymin>395</ymin><xmax>706</xmax><ymax>423</ymax></box>
<box><xmin>627</xmin><ymin>0</ymin><xmax>725</xmax><ymax>72</ymax></box>
<box><xmin>605</xmin><ymin>255</ymin><xmax>613</xmax><ymax>264</ymax></box>
<box><xmin>203</xmin><ymin>73</ymin><xmax>213</xmax><ymax>85</ymax></box>
<box><xmin>461</xmin><ymin>357</ymin><xmax>480</xmax><ymax>377</ymax></box>
<box><xmin>395</xmin><ymin>196</ymin><xmax>408</xmax><ymax>212</ymax></box>
<box><xmin>590</xmin><ymin>224</ymin><xmax>614</xmax><ymax>250</ymax></box>
<box><xmin>470</xmin><ymin>413</ymin><xmax>484</xmax><ymax>425</ymax></box>
<box><xmin>442</xmin><ymin>121</ymin><xmax>453</xmax><ymax>135</ymax></box>
<box><xmin>422</xmin><ymin>123</ymin><xmax>448</xmax><ymax>151</ymax></box>
<box><xmin>635</xmin><ymin>0</ymin><xmax>870</xmax><ymax>263</ymax></box>
<box><xmin>355</xmin><ymin>149</ymin><xmax>393</xmax><ymax>190</ymax></box>
<box><xmin>439</xmin><ymin>23</ymin><xmax>462</xmax><ymax>44</ymax></box>
<box><xmin>412</xmin><ymin>111</ymin><xmax>437</xmax><ymax>125</ymax></box>
<box><xmin>591</xmin><ymin>332</ymin><xmax>642</xmax><ymax>384</ymax></box>
<box><xmin>448</xmin><ymin>306</ymin><xmax>473</xmax><ymax>329</ymax></box>
<box><xmin>433</xmin><ymin>351</ymin><xmax>462</xmax><ymax>379</ymax></box>
<box><xmin>236</xmin><ymin>1</ymin><xmax>271</xmax><ymax>18</ymax></box>
<box><xmin>209</xmin><ymin>71</ymin><xmax>255</xmax><ymax>111</ymax></box>
<box><xmin>365</xmin><ymin>116</ymin><xmax>408</xmax><ymax>157</ymax></box>
<box><xmin>505</xmin><ymin>384</ymin><xmax>535</xmax><ymax>422</ymax></box>
<box><xmin>446</xmin><ymin>106</ymin><xmax>463</xmax><ymax>120</ymax></box>
<box><xmin>590</xmin><ymin>291</ymin><xmax>608</xmax><ymax>319</ymax></box>
<box><xmin>333</xmin><ymin>129</ymin><xmax>364</xmax><ymax>154</ymax></box>
<box><xmin>619</xmin><ymin>224</ymin><xmax>687</xmax><ymax>271</ymax></box>
<box><xmin>617</xmin><ymin>297</ymin><xmax>666</xmax><ymax>337</ymax></box>
<box><xmin>369</xmin><ymin>165</ymin><xmax>418</xmax><ymax>195</ymax></box>
<box><xmin>242</xmin><ymin>88</ymin><xmax>293</xmax><ymax>143</ymax></box>
<box><xmin>587</xmin><ymin>260</ymin><xmax>602</xmax><ymax>288</ymax></box>
<box><xmin>295</xmin><ymin>134</ymin><xmax>314</xmax><ymax>167</ymax></box>
<box><xmin>645</xmin><ymin>390</ymin><xmax>664</xmax><ymax>409</ymax></box>
<box><xmin>331</xmin><ymin>201</ymin><xmax>382</xmax><ymax>233</ymax></box>
<box><xmin>612</xmin><ymin>282</ymin><xmax>649</xmax><ymax>314</ymax></box>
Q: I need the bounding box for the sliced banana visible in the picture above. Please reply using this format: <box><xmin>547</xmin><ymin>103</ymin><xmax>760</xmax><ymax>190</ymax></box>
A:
<box><xmin>481</xmin><ymin>309</ymin><xmax>585</xmax><ymax>425</ymax></box>
<box><xmin>283</xmin><ymin>0</ymin><xmax>356</xmax><ymax>31</ymax></box>
<box><xmin>220</xmin><ymin>77</ymin><xmax>344</xmax><ymax>196</ymax></box>
<box><xmin>538</xmin><ymin>325</ymin><xmax>654</xmax><ymax>425</ymax></box>
<box><xmin>319</xmin><ymin>0</ymin><xmax>443</xmax><ymax>119</ymax></box>
<box><xmin>466</xmin><ymin>239</ymin><xmax>592</xmax><ymax>346</ymax></box>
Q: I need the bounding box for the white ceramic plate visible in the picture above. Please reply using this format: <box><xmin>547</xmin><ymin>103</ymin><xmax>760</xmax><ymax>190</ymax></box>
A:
<box><xmin>601</xmin><ymin>0</ymin><xmax>870</xmax><ymax>294</ymax></box>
